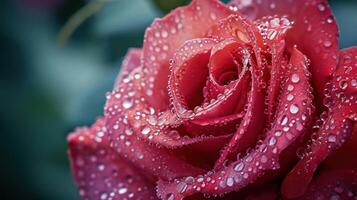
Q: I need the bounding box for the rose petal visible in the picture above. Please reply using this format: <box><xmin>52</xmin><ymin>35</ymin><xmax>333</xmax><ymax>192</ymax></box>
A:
<box><xmin>105</xmin><ymin>69</ymin><xmax>205</xmax><ymax>181</ymax></box>
<box><xmin>68</xmin><ymin>118</ymin><xmax>158</xmax><ymax>200</ymax></box>
<box><xmin>142</xmin><ymin>0</ymin><xmax>234</xmax><ymax>110</ymax></box>
<box><xmin>254</xmin><ymin>16</ymin><xmax>291</xmax><ymax>123</ymax></box>
<box><xmin>157</xmin><ymin>47</ymin><xmax>314</xmax><ymax>200</ymax></box>
<box><xmin>169</xmin><ymin>38</ymin><xmax>218</xmax><ymax>111</ymax></box>
<box><xmin>183</xmin><ymin>112</ymin><xmax>244</xmax><ymax>137</ymax></box>
<box><xmin>214</xmin><ymin>59</ymin><xmax>265</xmax><ymax>169</ymax></box>
<box><xmin>295</xmin><ymin>169</ymin><xmax>357</xmax><ymax>200</ymax></box>
<box><xmin>281</xmin><ymin>115</ymin><xmax>354</xmax><ymax>199</ymax></box>
<box><xmin>169</xmin><ymin>38</ymin><xmax>250</xmax><ymax>124</ymax></box>
<box><xmin>290</xmin><ymin>121</ymin><xmax>357</xmax><ymax>200</ymax></box>
<box><xmin>229</xmin><ymin>0</ymin><xmax>339</xmax><ymax>108</ymax></box>
<box><xmin>282</xmin><ymin>47</ymin><xmax>357</xmax><ymax>199</ymax></box>
<box><xmin>114</xmin><ymin>48</ymin><xmax>142</xmax><ymax>86</ymax></box>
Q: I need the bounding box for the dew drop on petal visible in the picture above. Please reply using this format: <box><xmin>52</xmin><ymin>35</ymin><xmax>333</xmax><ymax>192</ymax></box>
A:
<box><xmin>287</xmin><ymin>84</ymin><xmax>294</xmax><ymax>91</ymax></box>
<box><xmin>291</xmin><ymin>74</ymin><xmax>300</xmax><ymax>83</ymax></box>
<box><xmin>118</xmin><ymin>187</ymin><xmax>128</xmax><ymax>194</ymax></box>
<box><xmin>317</xmin><ymin>3</ymin><xmax>326</xmax><ymax>12</ymax></box>
<box><xmin>280</xmin><ymin>115</ymin><xmax>288</xmax><ymax>125</ymax></box>
<box><xmin>339</xmin><ymin>80</ymin><xmax>348</xmax><ymax>90</ymax></box>
<box><xmin>176</xmin><ymin>182</ymin><xmax>188</xmax><ymax>193</ymax></box>
<box><xmin>141</xmin><ymin>126</ymin><xmax>151</xmax><ymax>135</ymax></box>
<box><xmin>287</xmin><ymin>94</ymin><xmax>294</xmax><ymax>101</ymax></box>
<box><xmin>269</xmin><ymin>137</ymin><xmax>277</xmax><ymax>146</ymax></box>
<box><xmin>274</xmin><ymin>130</ymin><xmax>282</xmax><ymax>137</ymax></box>
<box><xmin>323</xmin><ymin>40</ymin><xmax>332</xmax><ymax>48</ymax></box>
<box><xmin>328</xmin><ymin>135</ymin><xmax>337</xmax><ymax>142</ymax></box>
<box><xmin>226</xmin><ymin>177</ymin><xmax>234</xmax><ymax>187</ymax></box>
<box><xmin>98</xmin><ymin>164</ymin><xmax>105</xmax><ymax>171</ymax></box>
<box><xmin>122</xmin><ymin>99</ymin><xmax>133</xmax><ymax>109</ymax></box>
<box><xmin>289</xmin><ymin>104</ymin><xmax>299</xmax><ymax>114</ymax></box>
<box><xmin>326</xmin><ymin>16</ymin><xmax>334</xmax><ymax>24</ymax></box>
<box><xmin>100</xmin><ymin>193</ymin><xmax>108</xmax><ymax>200</ymax></box>
<box><xmin>167</xmin><ymin>193</ymin><xmax>175</xmax><ymax>200</ymax></box>
<box><xmin>234</xmin><ymin>162</ymin><xmax>244</xmax><ymax>172</ymax></box>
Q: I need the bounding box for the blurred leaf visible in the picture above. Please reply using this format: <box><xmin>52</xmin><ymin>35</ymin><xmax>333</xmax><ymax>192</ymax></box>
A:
<box><xmin>151</xmin><ymin>0</ymin><xmax>190</xmax><ymax>13</ymax></box>
<box><xmin>94</xmin><ymin>0</ymin><xmax>159</xmax><ymax>36</ymax></box>
<box><xmin>329</xmin><ymin>1</ymin><xmax>357</xmax><ymax>48</ymax></box>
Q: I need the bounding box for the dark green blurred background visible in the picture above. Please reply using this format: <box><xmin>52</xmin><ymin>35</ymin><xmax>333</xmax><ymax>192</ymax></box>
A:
<box><xmin>0</xmin><ymin>0</ymin><xmax>356</xmax><ymax>199</ymax></box>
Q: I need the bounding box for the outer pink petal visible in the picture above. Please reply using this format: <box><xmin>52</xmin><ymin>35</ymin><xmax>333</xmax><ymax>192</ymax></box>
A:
<box><xmin>282</xmin><ymin>47</ymin><xmax>357</xmax><ymax>199</ymax></box>
<box><xmin>68</xmin><ymin>118</ymin><xmax>158</xmax><ymax>200</ymax></box>
<box><xmin>114</xmin><ymin>48</ymin><xmax>142</xmax><ymax>86</ymax></box>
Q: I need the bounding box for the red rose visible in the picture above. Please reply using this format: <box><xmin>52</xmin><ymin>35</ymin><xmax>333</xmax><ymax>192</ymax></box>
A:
<box><xmin>67</xmin><ymin>0</ymin><xmax>357</xmax><ymax>199</ymax></box>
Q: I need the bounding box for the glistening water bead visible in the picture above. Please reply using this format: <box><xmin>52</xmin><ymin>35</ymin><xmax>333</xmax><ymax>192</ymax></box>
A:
<box><xmin>289</xmin><ymin>104</ymin><xmax>299</xmax><ymax>114</ymax></box>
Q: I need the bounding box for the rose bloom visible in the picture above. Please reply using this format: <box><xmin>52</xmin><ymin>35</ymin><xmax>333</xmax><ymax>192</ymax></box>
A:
<box><xmin>67</xmin><ymin>0</ymin><xmax>357</xmax><ymax>199</ymax></box>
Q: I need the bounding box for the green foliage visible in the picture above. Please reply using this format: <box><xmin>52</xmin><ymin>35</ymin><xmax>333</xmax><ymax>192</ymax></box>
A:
<box><xmin>152</xmin><ymin>0</ymin><xmax>190</xmax><ymax>13</ymax></box>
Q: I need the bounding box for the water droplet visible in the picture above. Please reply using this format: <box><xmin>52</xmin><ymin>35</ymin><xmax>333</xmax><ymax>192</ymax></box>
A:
<box><xmin>301</xmin><ymin>114</ymin><xmax>307</xmax><ymax>121</ymax></box>
<box><xmin>161</xmin><ymin>30</ymin><xmax>168</xmax><ymax>38</ymax></box>
<box><xmin>269</xmin><ymin>137</ymin><xmax>277</xmax><ymax>146</ymax></box>
<box><xmin>122</xmin><ymin>99</ymin><xmax>133</xmax><ymax>109</ymax></box>
<box><xmin>125</xmin><ymin>129</ymin><xmax>133</xmax><ymax>136</ymax></box>
<box><xmin>274</xmin><ymin>130</ymin><xmax>282</xmax><ymax>137</ymax></box>
<box><xmin>237</xmin><ymin>30</ymin><xmax>250</xmax><ymax>43</ymax></box>
<box><xmin>98</xmin><ymin>164</ymin><xmax>105</xmax><ymax>171</ymax></box>
<box><xmin>287</xmin><ymin>94</ymin><xmax>294</xmax><ymax>101</ymax></box>
<box><xmin>185</xmin><ymin>176</ymin><xmax>195</xmax><ymax>184</ymax></box>
<box><xmin>323</xmin><ymin>40</ymin><xmax>332</xmax><ymax>48</ymax></box>
<box><xmin>290</xmin><ymin>104</ymin><xmax>299</xmax><ymax>114</ymax></box>
<box><xmin>327</xmin><ymin>16</ymin><xmax>334</xmax><ymax>24</ymax></box>
<box><xmin>339</xmin><ymin>80</ymin><xmax>348</xmax><ymax>90</ymax></box>
<box><xmin>267</xmin><ymin>29</ymin><xmax>278</xmax><ymax>40</ymax></box>
<box><xmin>141</xmin><ymin>126</ymin><xmax>151</xmax><ymax>135</ymax></box>
<box><xmin>317</xmin><ymin>3</ymin><xmax>326</xmax><ymax>12</ymax></box>
<box><xmin>234</xmin><ymin>162</ymin><xmax>244</xmax><ymax>172</ymax></box>
<box><xmin>226</xmin><ymin>177</ymin><xmax>234</xmax><ymax>187</ymax></box>
<box><xmin>100</xmin><ymin>192</ymin><xmax>108</xmax><ymax>200</ymax></box>
<box><xmin>280</xmin><ymin>115</ymin><xmax>288</xmax><ymax>125</ymax></box>
<box><xmin>128</xmin><ymin>192</ymin><xmax>134</xmax><ymax>198</ymax></box>
<box><xmin>176</xmin><ymin>182</ymin><xmax>187</xmax><ymax>193</ymax></box>
<box><xmin>113</xmin><ymin>124</ymin><xmax>119</xmax><ymax>130</ymax></box>
<box><xmin>148</xmin><ymin>116</ymin><xmax>157</xmax><ymax>125</ymax></box>
<box><xmin>118</xmin><ymin>187</ymin><xmax>128</xmax><ymax>194</ymax></box>
<box><xmin>287</xmin><ymin>84</ymin><xmax>294</xmax><ymax>91</ymax></box>
<box><xmin>166</xmin><ymin>193</ymin><xmax>175</xmax><ymax>200</ymax></box>
<box><xmin>270</xmin><ymin>18</ymin><xmax>280</xmax><ymax>28</ymax></box>
<box><xmin>328</xmin><ymin>135</ymin><xmax>337</xmax><ymax>142</ymax></box>
<box><xmin>291</xmin><ymin>74</ymin><xmax>300</xmax><ymax>83</ymax></box>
